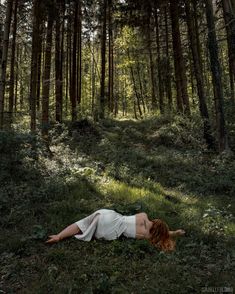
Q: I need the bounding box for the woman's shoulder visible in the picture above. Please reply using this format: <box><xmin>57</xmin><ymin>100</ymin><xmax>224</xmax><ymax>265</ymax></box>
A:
<box><xmin>95</xmin><ymin>209</ymin><xmax>114</xmax><ymax>213</ymax></box>
<box><xmin>135</xmin><ymin>212</ymin><xmax>148</xmax><ymax>219</ymax></box>
<box><xmin>95</xmin><ymin>209</ymin><xmax>120</xmax><ymax>215</ymax></box>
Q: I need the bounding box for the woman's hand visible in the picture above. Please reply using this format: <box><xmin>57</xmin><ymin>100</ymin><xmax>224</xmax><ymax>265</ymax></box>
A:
<box><xmin>45</xmin><ymin>235</ymin><xmax>60</xmax><ymax>244</ymax></box>
<box><xmin>175</xmin><ymin>229</ymin><xmax>185</xmax><ymax>236</ymax></box>
<box><xmin>45</xmin><ymin>223</ymin><xmax>81</xmax><ymax>244</ymax></box>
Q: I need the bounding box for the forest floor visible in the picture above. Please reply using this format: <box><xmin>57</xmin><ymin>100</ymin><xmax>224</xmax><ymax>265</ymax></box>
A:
<box><xmin>0</xmin><ymin>114</ymin><xmax>235</xmax><ymax>293</ymax></box>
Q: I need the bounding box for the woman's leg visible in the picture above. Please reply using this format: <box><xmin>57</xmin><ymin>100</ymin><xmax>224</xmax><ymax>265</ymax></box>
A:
<box><xmin>46</xmin><ymin>223</ymin><xmax>82</xmax><ymax>244</ymax></box>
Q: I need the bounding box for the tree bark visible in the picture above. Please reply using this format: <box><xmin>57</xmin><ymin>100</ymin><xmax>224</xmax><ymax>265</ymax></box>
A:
<box><xmin>155</xmin><ymin>7</ymin><xmax>164</xmax><ymax>114</ymax></box>
<box><xmin>36</xmin><ymin>23</ymin><xmax>43</xmax><ymax>111</ymax></box>
<box><xmin>185</xmin><ymin>1</ymin><xmax>215</xmax><ymax>149</ymax></box>
<box><xmin>164</xmin><ymin>6</ymin><xmax>172</xmax><ymax>110</ymax></box>
<box><xmin>14</xmin><ymin>43</ymin><xmax>19</xmax><ymax>112</ymax></box>
<box><xmin>127</xmin><ymin>49</ymin><xmax>142</xmax><ymax>118</ymax></box>
<box><xmin>19</xmin><ymin>46</ymin><xmax>24</xmax><ymax>111</ymax></box>
<box><xmin>55</xmin><ymin>0</ymin><xmax>64</xmax><ymax>122</ymax></box>
<box><xmin>108</xmin><ymin>0</ymin><xmax>114</xmax><ymax>113</ymax></box>
<box><xmin>170</xmin><ymin>0</ymin><xmax>190</xmax><ymax>114</ymax></box>
<box><xmin>91</xmin><ymin>39</ymin><xmax>96</xmax><ymax>115</ymax></box>
<box><xmin>77</xmin><ymin>0</ymin><xmax>82</xmax><ymax>105</ymax></box>
<box><xmin>221</xmin><ymin>0</ymin><xmax>235</xmax><ymax>103</ymax></box>
<box><xmin>99</xmin><ymin>0</ymin><xmax>107</xmax><ymax>119</ymax></box>
<box><xmin>29</xmin><ymin>0</ymin><xmax>41</xmax><ymax>131</ymax></box>
<box><xmin>41</xmin><ymin>12</ymin><xmax>54</xmax><ymax>138</ymax></box>
<box><xmin>0</xmin><ymin>0</ymin><xmax>13</xmax><ymax>128</ymax></box>
<box><xmin>8</xmin><ymin>0</ymin><xmax>18</xmax><ymax>123</ymax></box>
<box><xmin>136</xmin><ymin>60</ymin><xmax>146</xmax><ymax>113</ymax></box>
<box><xmin>70</xmin><ymin>0</ymin><xmax>78</xmax><ymax>121</ymax></box>
<box><xmin>205</xmin><ymin>0</ymin><xmax>228</xmax><ymax>152</ymax></box>
<box><xmin>147</xmin><ymin>18</ymin><xmax>157</xmax><ymax>111</ymax></box>
<box><xmin>66</xmin><ymin>3</ymin><xmax>72</xmax><ymax>117</ymax></box>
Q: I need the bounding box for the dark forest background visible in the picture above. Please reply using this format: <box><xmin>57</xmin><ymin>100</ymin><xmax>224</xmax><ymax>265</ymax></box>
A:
<box><xmin>0</xmin><ymin>0</ymin><xmax>235</xmax><ymax>152</ymax></box>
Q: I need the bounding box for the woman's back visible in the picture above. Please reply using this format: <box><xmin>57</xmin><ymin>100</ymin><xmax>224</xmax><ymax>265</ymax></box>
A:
<box><xmin>135</xmin><ymin>212</ymin><xmax>152</xmax><ymax>239</ymax></box>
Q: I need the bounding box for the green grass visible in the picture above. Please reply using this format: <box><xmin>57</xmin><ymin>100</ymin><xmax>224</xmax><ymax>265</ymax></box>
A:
<box><xmin>0</xmin><ymin>115</ymin><xmax>235</xmax><ymax>293</ymax></box>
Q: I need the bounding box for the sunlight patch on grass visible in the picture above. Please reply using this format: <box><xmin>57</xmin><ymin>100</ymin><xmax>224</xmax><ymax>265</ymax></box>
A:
<box><xmin>181</xmin><ymin>207</ymin><xmax>201</xmax><ymax>221</ymax></box>
<box><xmin>163</xmin><ymin>189</ymin><xmax>199</xmax><ymax>205</ymax></box>
<box><xmin>100</xmin><ymin>178</ymin><xmax>162</xmax><ymax>203</ymax></box>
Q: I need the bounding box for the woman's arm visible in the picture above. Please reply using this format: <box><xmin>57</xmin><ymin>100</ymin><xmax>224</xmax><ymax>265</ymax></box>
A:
<box><xmin>46</xmin><ymin>223</ymin><xmax>81</xmax><ymax>244</ymax></box>
<box><xmin>169</xmin><ymin>229</ymin><xmax>185</xmax><ymax>237</ymax></box>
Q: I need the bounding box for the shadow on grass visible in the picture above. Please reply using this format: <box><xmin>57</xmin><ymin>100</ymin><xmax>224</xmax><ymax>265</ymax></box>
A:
<box><xmin>1</xmin><ymin>119</ymin><xmax>235</xmax><ymax>293</ymax></box>
<box><xmin>70</xmin><ymin>118</ymin><xmax>235</xmax><ymax>200</ymax></box>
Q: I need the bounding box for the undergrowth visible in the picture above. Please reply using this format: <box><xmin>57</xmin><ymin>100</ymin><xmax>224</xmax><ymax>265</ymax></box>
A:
<box><xmin>0</xmin><ymin>114</ymin><xmax>234</xmax><ymax>293</ymax></box>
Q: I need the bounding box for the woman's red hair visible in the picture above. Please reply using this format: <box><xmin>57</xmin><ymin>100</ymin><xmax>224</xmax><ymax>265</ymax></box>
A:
<box><xmin>149</xmin><ymin>219</ymin><xmax>175</xmax><ymax>252</ymax></box>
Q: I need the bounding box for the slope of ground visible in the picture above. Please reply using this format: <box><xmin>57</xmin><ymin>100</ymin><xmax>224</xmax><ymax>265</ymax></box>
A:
<box><xmin>0</xmin><ymin>116</ymin><xmax>234</xmax><ymax>293</ymax></box>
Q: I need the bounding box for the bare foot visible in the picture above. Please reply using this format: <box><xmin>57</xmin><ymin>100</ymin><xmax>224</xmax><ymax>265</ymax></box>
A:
<box><xmin>45</xmin><ymin>235</ymin><xmax>60</xmax><ymax>244</ymax></box>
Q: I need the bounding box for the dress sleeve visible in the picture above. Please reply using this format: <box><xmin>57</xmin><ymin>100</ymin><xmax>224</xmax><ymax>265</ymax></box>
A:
<box><xmin>74</xmin><ymin>211</ymin><xmax>101</xmax><ymax>241</ymax></box>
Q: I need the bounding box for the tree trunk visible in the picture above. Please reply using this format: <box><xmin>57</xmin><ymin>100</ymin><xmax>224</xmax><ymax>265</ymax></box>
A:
<box><xmin>70</xmin><ymin>0</ymin><xmax>78</xmax><ymax>121</ymax></box>
<box><xmin>164</xmin><ymin>6</ymin><xmax>172</xmax><ymax>110</ymax></box>
<box><xmin>91</xmin><ymin>39</ymin><xmax>96</xmax><ymax>115</ymax></box>
<box><xmin>133</xmin><ymin>99</ymin><xmax>137</xmax><ymax>119</ymax></box>
<box><xmin>205</xmin><ymin>0</ymin><xmax>228</xmax><ymax>152</ymax></box>
<box><xmin>65</xmin><ymin>35</ymin><xmax>69</xmax><ymax>117</ymax></box>
<box><xmin>60</xmin><ymin>6</ymin><xmax>64</xmax><ymax>115</ymax></box>
<box><xmin>147</xmin><ymin>19</ymin><xmax>157</xmax><ymax>111</ymax></box>
<box><xmin>185</xmin><ymin>1</ymin><xmax>215</xmax><ymax>149</ymax></box>
<box><xmin>77</xmin><ymin>0</ymin><xmax>82</xmax><ymax>105</ymax></box>
<box><xmin>136</xmin><ymin>60</ymin><xmax>146</xmax><ymax>113</ymax></box>
<box><xmin>114</xmin><ymin>59</ymin><xmax>119</xmax><ymax>116</ymax></box>
<box><xmin>99</xmin><ymin>0</ymin><xmax>107</xmax><ymax>119</ymax></box>
<box><xmin>8</xmin><ymin>0</ymin><xmax>18</xmax><ymax>123</ymax></box>
<box><xmin>221</xmin><ymin>0</ymin><xmax>235</xmax><ymax>103</ymax></box>
<box><xmin>41</xmin><ymin>12</ymin><xmax>54</xmax><ymax>138</ymax></box>
<box><xmin>122</xmin><ymin>69</ymin><xmax>126</xmax><ymax>116</ymax></box>
<box><xmin>155</xmin><ymin>7</ymin><xmax>164</xmax><ymax>114</ymax></box>
<box><xmin>127</xmin><ymin>49</ymin><xmax>142</xmax><ymax>118</ymax></box>
<box><xmin>0</xmin><ymin>0</ymin><xmax>13</xmax><ymax>128</ymax></box>
<box><xmin>170</xmin><ymin>0</ymin><xmax>190</xmax><ymax>114</ymax></box>
<box><xmin>55</xmin><ymin>0</ymin><xmax>64</xmax><ymax>122</ymax></box>
<box><xmin>36</xmin><ymin>23</ymin><xmax>43</xmax><ymax>111</ymax></box>
<box><xmin>55</xmin><ymin>0</ymin><xmax>61</xmax><ymax>122</ymax></box>
<box><xmin>108</xmin><ymin>0</ymin><xmax>114</xmax><ymax>113</ymax></box>
<box><xmin>188</xmin><ymin>51</ymin><xmax>195</xmax><ymax>105</ymax></box>
<box><xmin>29</xmin><ymin>0</ymin><xmax>41</xmax><ymax>131</ymax></box>
<box><xmin>14</xmin><ymin>43</ymin><xmax>19</xmax><ymax>112</ymax></box>
<box><xmin>19</xmin><ymin>46</ymin><xmax>24</xmax><ymax>111</ymax></box>
<box><xmin>66</xmin><ymin>4</ymin><xmax>72</xmax><ymax>117</ymax></box>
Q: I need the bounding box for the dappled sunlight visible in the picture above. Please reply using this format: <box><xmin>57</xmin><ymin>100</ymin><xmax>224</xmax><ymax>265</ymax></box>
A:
<box><xmin>1</xmin><ymin>117</ymin><xmax>234</xmax><ymax>292</ymax></box>
<box><xmin>95</xmin><ymin>176</ymin><xmax>235</xmax><ymax>241</ymax></box>
<box><xmin>100</xmin><ymin>178</ymin><xmax>162</xmax><ymax>203</ymax></box>
<box><xmin>1</xmin><ymin>0</ymin><xmax>235</xmax><ymax>289</ymax></box>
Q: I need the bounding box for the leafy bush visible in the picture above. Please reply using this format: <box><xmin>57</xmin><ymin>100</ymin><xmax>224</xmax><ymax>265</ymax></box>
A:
<box><xmin>0</xmin><ymin>130</ymin><xmax>49</xmax><ymax>181</ymax></box>
<box><xmin>147</xmin><ymin>114</ymin><xmax>207</xmax><ymax>150</ymax></box>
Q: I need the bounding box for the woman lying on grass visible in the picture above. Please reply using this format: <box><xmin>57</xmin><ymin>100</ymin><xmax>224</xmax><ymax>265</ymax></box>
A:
<box><xmin>46</xmin><ymin>209</ymin><xmax>185</xmax><ymax>251</ymax></box>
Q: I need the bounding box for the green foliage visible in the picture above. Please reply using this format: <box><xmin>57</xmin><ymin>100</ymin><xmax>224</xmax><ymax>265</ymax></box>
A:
<box><xmin>201</xmin><ymin>203</ymin><xmax>234</xmax><ymax>236</ymax></box>
<box><xmin>146</xmin><ymin>114</ymin><xmax>207</xmax><ymax>150</ymax></box>
<box><xmin>30</xmin><ymin>225</ymin><xmax>47</xmax><ymax>240</ymax></box>
<box><xmin>1</xmin><ymin>116</ymin><xmax>235</xmax><ymax>293</ymax></box>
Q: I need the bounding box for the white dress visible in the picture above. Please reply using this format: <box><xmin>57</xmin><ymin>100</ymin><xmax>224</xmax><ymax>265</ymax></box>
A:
<box><xmin>74</xmin><ymin>209</ymin><xmax>136</xmax><ymax>241</ymax></box>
